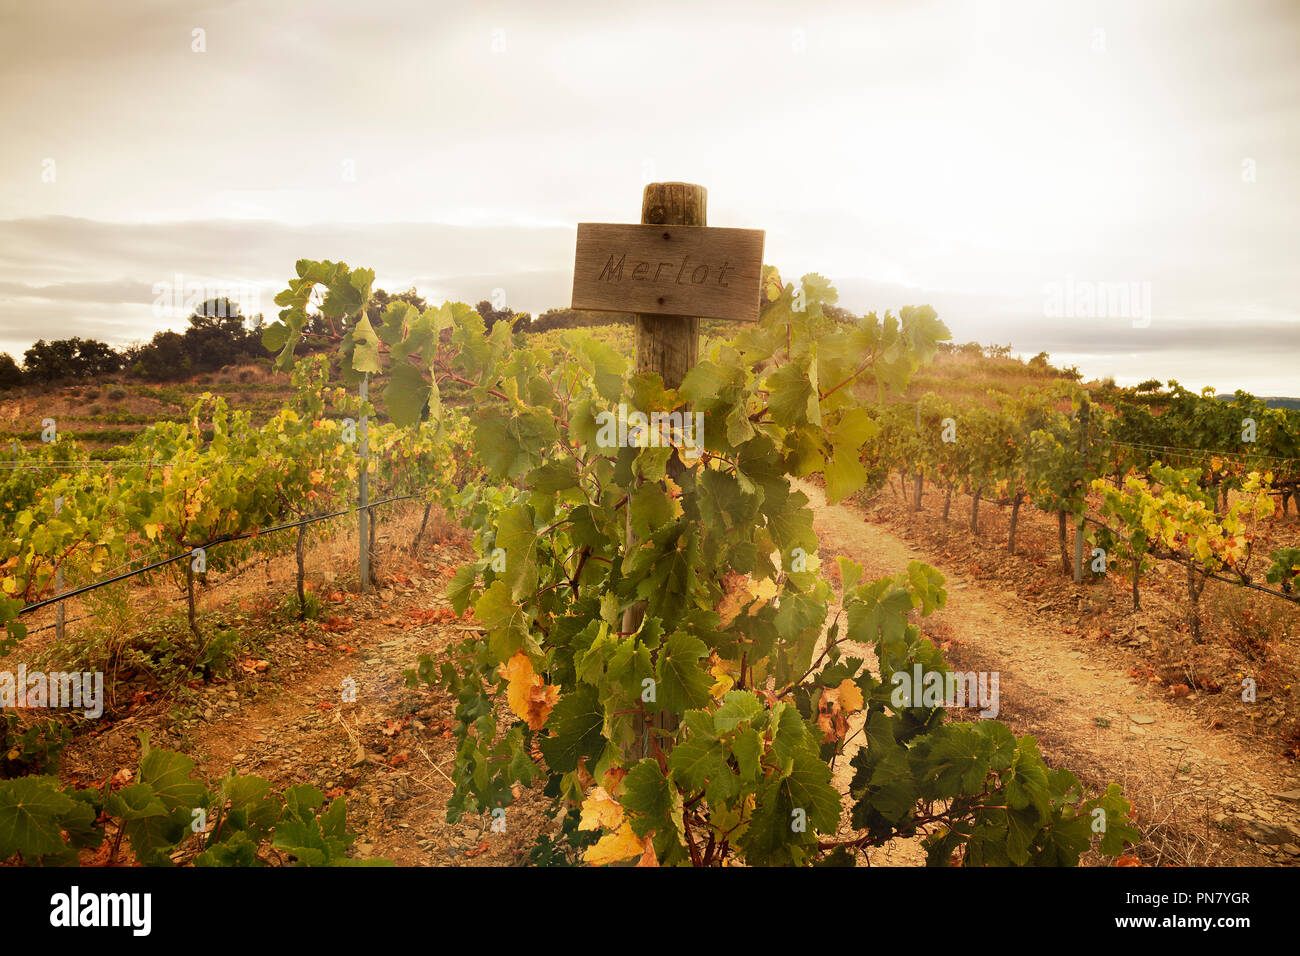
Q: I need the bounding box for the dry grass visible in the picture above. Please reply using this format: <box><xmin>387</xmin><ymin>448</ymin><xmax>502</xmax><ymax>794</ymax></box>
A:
<box><xmin>905</xmin><ymin>349</ymin><xmax>1072</xmax><ymax>403</ymax></box>
<box><xmin>1093</xmin><ymin>759</ymin><xmax>1254</xmax><ymax>866</ymax></box>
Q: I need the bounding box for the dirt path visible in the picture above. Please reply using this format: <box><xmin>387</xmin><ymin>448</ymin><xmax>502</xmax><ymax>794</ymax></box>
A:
<box><xmin>795</xmin><ymin>479</ymin><xmax>1300</xmax><ymax>865</ymax></box>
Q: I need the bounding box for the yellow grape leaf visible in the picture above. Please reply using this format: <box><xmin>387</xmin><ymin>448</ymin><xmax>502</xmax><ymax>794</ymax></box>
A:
<box><xmin>663</xmin><ymin>477</ymin><xmax>686</xmax><ymax>516</ymax></box>
<box><xmin>716</xmin><ymin>572</ymin><xmax>750</xmax><ymax>627</ymax></box>
<box><xmin>708</xmin><ymin>653</ymin><xmax>737</xmax><ymax>699</ymax></box>
<box><xmin>750</xmin><ymin>577</ymin><xmax>778</xmax><ymax>606</ymax></box>
<box><xmin>835</xmin><ymin>678</ymin><xmax>864</xmax><ymax>713</ymax></box>
<box><xmin>601</xmin><ymin>767</ymin><xmax>628</xmax><ymax>793</ymax></box>
<box><xmin>144</xmin><ymin>523</ymin><xmax>161</xmax><ymax>541</ymax></box>
<box><xmin>762</xmin><ymin>268</ymin><xmax>784</xmax><ymax>303</ymax></box>
<box><xmin>716</xmin><ymin>574</ymin><xmax>779</xmax><ymax>627</ymax></box>
<box><xmin>635</xmin><ymin>835</ymin><xmax>659</xmax><ymax>867</ymax></box>
<box><xmin>584</xmin><ymin>821</ymin><xmax>644</xmax><ymax>866</ymax></box>
<box><xmin>578</xmin><ymin>786</ymin><xmax>624</xmax><ymax>832</ymax></box>
<box><xmin>1</xmin><ymin>576</ymin><xmax>15</xmax><ymax>595</ymax></box>
<box><xmin>816</xmin><ymin>678</ymin><xmax>863</xmax><ymax>742</ymax></box>
<box><xmin>498</xmin><ymin>651</ymin><xmax>559</xmax><ymax>731</ymax></box>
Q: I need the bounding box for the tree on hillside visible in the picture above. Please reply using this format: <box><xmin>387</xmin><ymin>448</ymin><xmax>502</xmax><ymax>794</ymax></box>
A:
<box><xmin>526</xmin><ymin>307</ymin><xmax>633</xmax><ymax>333</ymax></box>
<box><xmin>474</xmin><ymin>299</ymin><xmax>529</xmax><ymax>331</ymax></box>
<box><xmin>185</xmin><ymin>298</ymin><xmax>262</xmax><ymax>369</ymax></box>
<box><xmin>124</xmin><ymin>298</ymin><xmax>266</xmax><ymax>380</ymax></box>
<box><xmin>0</xmin><ymin>354</ymin><xmax>22</xmax><ymax>388</ymax></box>
<box><xmin>367</xmin><ymin>288</ymin><xmax>427</xmax><ymax>323</ymax></box>
<box><xmin>23</xmin><ymin>337</ymin><xmax>122</xmax><ymax>383</ymax></box>
<box><xmin>295</xmin><ymin>287</ymin><xmax>429</xmax><ymax>342</ymax></box>
<box><xmin>126</xmin><ymin>329</ymin><xmax>191</xmax><ymax>379</ymax></box>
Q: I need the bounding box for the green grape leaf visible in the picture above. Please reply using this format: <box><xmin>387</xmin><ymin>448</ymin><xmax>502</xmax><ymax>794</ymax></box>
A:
<box><xmin>714</xmin><ymin>690</ymin><xmax>764</xmax><ymax>733</ymax></box>
<box><xmin>495</xmin><ymin>504</ymin><xmax>540</xmax><ymax>600</ymax></box>
<box><xmin>447</xmin><ymin>563</ymin><xmax>478</xmax><ymax>616</ymax></box>
<box><xmin>384</xmin><ymin>363</ymin><xmax>433</xmax><ymax>428</ymax></box>
<box><xmin>137</xmin><ymin>733</ymin><xmax>208</xmax><ymax>812</ymax></box>
<box><xmin>474</xmin><ymin>580</ymin><xmax>530</xmax><ymax>659</ymax></box>
<box><xmin>538</xmin><ymin>683</ymin><xmax>605</xmax><ymax>774</ymax></box>
<box><xmin>0</xmin><ymin>777</ymin><xmax>75</xmax><ymax>861</ymax></box>
<box><xmin>766</xmin><ymin>361</ymin><xmax>816</xmax><ymax>427</ymax></box>
<box><xmin>655</xmin><ymin>632</ymin><xmax>713</xmax><ymax>714</ymax></box>
<box><xmin>1096</xmin><ymin>784</ymin><xmax>1141</xmax><ymax>856</ymax></box>
<box><xmin>620</xmin><ymin>759</ymin><xmax>672</xmax><ymax>837</ymax></box>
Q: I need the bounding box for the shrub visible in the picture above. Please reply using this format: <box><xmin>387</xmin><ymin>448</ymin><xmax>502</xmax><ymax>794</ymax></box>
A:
<box><xmin>0</xmin><ymin>353</ymin><xmax>23</xmax><ymax>389</ymax></box>
<box><xmin>270</xmin><ymin>258</ymin><xmax>1141</xmax><ymax>868</ymax></box>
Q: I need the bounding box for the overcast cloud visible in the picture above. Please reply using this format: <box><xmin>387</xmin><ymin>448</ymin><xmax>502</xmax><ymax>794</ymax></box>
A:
<box><xmin>0</xmin><ymin>0</ymin><xmax>1295</xmax><ymax>392</ymax></box>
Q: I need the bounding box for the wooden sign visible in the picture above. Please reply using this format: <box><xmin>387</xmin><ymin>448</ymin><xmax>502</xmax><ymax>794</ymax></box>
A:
<box><xmin>572</xmin><ymin>223</ymin><xmax>765</xmax><ymax>323</ymax></box>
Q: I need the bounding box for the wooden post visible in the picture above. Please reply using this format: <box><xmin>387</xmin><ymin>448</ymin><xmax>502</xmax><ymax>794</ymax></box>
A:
<box><xmin>624</xmin><ymin>182</ymin><xmax>706</xmax><ymax>759</ymax></box>
<box><xmin>571</xmin><ymin>183</ymin><xmax>764</xmax><ymax>760</ymax></box>
<box><xmin>912</xmin><ymin>402</ymin><xmax>923</xmax><ymax>511</ymax></box>
<box><xmin>358</xmin><ymin>374</ymin><xmax>370</xmax><ymax>593</ymax></box>
<box><xmin>54</xmin><ymin>496</ymin><xmax>64</xmax><ymax>641</ymax></box>
<box><xmin>1008</xmin><ymin>493</ymin><xmax>1022</xmax><ymax>553</ymax></box>
<box><xmin>1073</xmin><ymin>396</ymin><xmax>1089</xmax><ymax>584</ymax></box>
<box><xmin>186</xmin><ymin>561</ymin><xmax>198</xmax><ymax>636</ymax></box>
<box><xmin>296</xmin><ymin>523</ymin><xmax>308</xmax><ymax>619</ymax></box>
<box><xmin>1058</xmin><ymin>509</ymin><xmax>1070</xmax><ymax>577</ymax></box>
<box><xmin>632</xmin><ymin>183</ymin><xmax>707</xmax><ymax>390</ymax></box>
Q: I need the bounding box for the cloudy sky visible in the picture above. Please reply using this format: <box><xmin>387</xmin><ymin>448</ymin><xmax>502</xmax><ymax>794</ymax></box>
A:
<box><xmin>1</xmin><ymin>0</ymin><xmax>1296</xmax><ymax>392</ymax></box>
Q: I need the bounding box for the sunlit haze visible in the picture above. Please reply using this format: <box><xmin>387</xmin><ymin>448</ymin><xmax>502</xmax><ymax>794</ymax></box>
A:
<box><xmin>1</xmin><ymin>0</ymin><xmax>1296</xmax><ymax>392</ymax></box>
